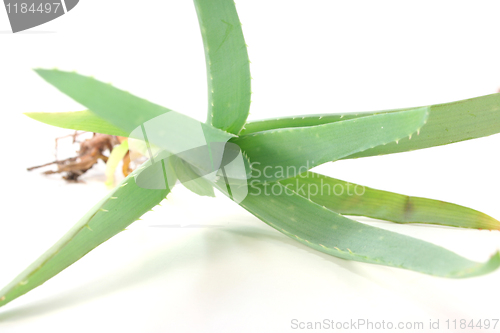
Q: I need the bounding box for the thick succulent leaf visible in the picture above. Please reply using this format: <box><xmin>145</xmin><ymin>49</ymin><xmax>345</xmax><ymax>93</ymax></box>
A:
<box><xmin>34</xmin><ymin>69</ymin><xmax>234</xmax><ymax>139</ymax></box>
<box><xmin>194</xmin><ymin>0</ymin><xmax>251</xmax><ymax>134</ymax></box>
<box><xmin>25</xmin><ymin>110</ymin><xmax>128</xmax><ymax>137</ymax></box>
<box><xmin>352</xmin><ymin>93</ymin><xmax>500</xmax><ymax>158</ymax></box>
<box><xmin>105</xmin><ymin>140</ymin><xmax>129</xmax><ymax>188</ymax></box>
<box><xmin>233</xmin><ymin>107</ymin><xmax>429</xmax><ymax>183</ymax></box>
<box><xmin>0</xmin><ymin>166</ymin><xmax>176</xmax><ymax>308</ymax></box>
<box><xmin>280</xmin><ymin>172</ymin><xmax>500</xmax><ymax>230</ymax></box>
<box><xmin>35</xmin><ymin>69</ymin><xmax>167</xmax><ymax>134</ymax></box>
<box><xmin>231</xmin><ymin>181</ymin><xmax>500</xmax><ymax>278</ymax></box>
<box><xmin>241</xmin><ymin>93</ymin><xmax>500</xmax><ymax>159</ymax></box>
<box><xmin>34</xmin><ymin>69</ymin><xmax>235</xmax><ymax>177</ymax></box>
<box><xmin>241</xmin><ymin>111</ymin><xmax>376</xmax><ymax>135</ymax></box>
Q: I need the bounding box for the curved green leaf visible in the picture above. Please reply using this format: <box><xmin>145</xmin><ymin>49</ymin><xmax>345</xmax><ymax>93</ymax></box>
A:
<box><xmin>34</xmin><ymin>69</ymin><xmax>234</xmax><ymax>141</ymax></box>
<box><xmin>241</xmin><ymin>93</ymin><xmax>500</xmax><ymax>160</ymax></box>
<box><xmin>34</xmin><ymin>69</ymin><xmax>168</xmax><ymax>134</ymax></box>
<box><xmin>0</xmin><ymin>167</ymin><xmax>176</xmax><ymax>308</ymax></box>
<box><xmin>25</xmin><ymin>110</ymin><xmax>128</xmax><ymax>137</ymax></box>
<box><xmin>232</xmin><ymin>181</ymin><xmax>500</xmax><ymax>278</ymax></box>
<box><xmin>280</xmin><ymin>172</ymin><xmax>500</xmax><ymax>230</ymax></box>
<box><xmin>194</xmin><ymin>0</ymin><xmax>251</xmax><ymax>134</ymax></box>
<box><xmin>234</xmin><ymin>107</ymin><xmax>429</xmax><ymax>183</ymax></box>
<box><xmin>241</xmin><ymin>111</ymin><xmax>375</xmax><ymax>135</ymax></box>
<box><xmin>33</xmin><ymin>69</ymin><xmax>236</xmax><ymax>178</ymax></box>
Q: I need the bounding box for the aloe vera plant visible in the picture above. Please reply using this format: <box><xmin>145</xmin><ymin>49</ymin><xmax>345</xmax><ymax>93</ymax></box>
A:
<box><xmin>2</xmin><ymin>0</ymin><xmax>500</xmax><ymax>310</ymax></box>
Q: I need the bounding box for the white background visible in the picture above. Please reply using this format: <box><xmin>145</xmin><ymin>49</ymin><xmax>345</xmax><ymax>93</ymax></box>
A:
<box><xmin>1</xmin><ymin>1</ymin><xmax>500</xmax><ymax>332</ymax></box>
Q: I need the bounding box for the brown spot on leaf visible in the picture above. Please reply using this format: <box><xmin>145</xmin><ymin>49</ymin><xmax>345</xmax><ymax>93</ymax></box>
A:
<box><xmin>404</xmin><ymin>196</ymin><xmax>413</xmax><ymax>222</ymax></box>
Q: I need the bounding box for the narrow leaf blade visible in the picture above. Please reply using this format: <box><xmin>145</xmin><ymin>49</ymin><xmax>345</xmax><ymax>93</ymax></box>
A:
<box><xmin>0</xmin><ymin>167</ymin><xmax>175</xmax><ymax>308</ymax></box>
<box><xmin>241</xmin><ymin>111</ymin><xmax>374</xmax><ymax>135</ymax></box>
<box><xmin>34</xmin><ymin>69</ymin><xmax>168</xmax><ymax>134</ymax></box>
<box><xmin>241</xmin><ymin>93</ymin><xmax>500</xmax><ymax>160</ymax></box>
<box><xmin>352</xmin><ymin>93</ymin><xmax>500</xmax><ymax>158</ymax></box>
<box><xmin>280</xmin><ymin>172</ymin><xmax>500</xmax><ymax>230</ymax></box>
<box><xmin>194</xmin><ymin>0</ymin><xmax>251</xmax><ymax>134</ymax></box>
<box><xmin>232</xmin><ymin>181</ymin><xmax>500</xmax><ymax>278</ymax></box>
<box><xmin>33</xmin><ymin>69</ymin><xmax>236</xmax><ymax>178</ymax></box>
<box><xmin>234</xmin><ymin>107</ymin><xmax>429</xmax><ymax>183</ymax></box>
<box><xmin>25</xmin><ymin>110</ymin><xmax>128</xmax><ymax>137</ymax></box>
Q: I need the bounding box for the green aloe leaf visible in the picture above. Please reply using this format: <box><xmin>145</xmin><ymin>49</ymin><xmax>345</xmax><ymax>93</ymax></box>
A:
<box><xmin>234</xmin><ymin>107</ymin><xmax>429</xmax><ymax>183</ymax></box>
<box><xmin>231</xmin><ymin>181</ymin><xmax>500</xmax><ymax>278</ymax></box>
<box><xmin>0</xmin><ymin>166</ymin><xmax>176</xmax><ymax>308</ymax></box>
<box><xmin>194</xmin><ymin>0</ymin><xmax>251</xmax><ymax>134</ymax></box>
<box><xmin>241</xmin><ymin>111</ymin><xmax>373</xmax><ymax>135</ymax></box>
<box><xmin>279</xmin><ymin>172</ymin><xmax>500</xmax><ymax>230</ymax></box>
<box><xmin>241</xmin><ymin>93</ymin><xmax>500</xmax><ymax>160</ymax></box>
<box><xmin>34</xmin><ymin>69</ymin><xmax>168</xmax><ymax>134</ymax></box>
<box><xmin>34</xmin><ymin>69</ymin><xmax>234</xmax><ymax>140</ymax></box>
<box><xmin>33</xmin><ymin>69</ymin><xmax>236</xmax><ymax>177</ymax></box>
<box><xmin>350</xmin><ymin>93</ymin><xmax>500</xmax><ymax>159</ymax></box>
<box><xmin>25</xmin><ymin>110</ymin><xmax>127</xmax><ymax>137</ymax></box>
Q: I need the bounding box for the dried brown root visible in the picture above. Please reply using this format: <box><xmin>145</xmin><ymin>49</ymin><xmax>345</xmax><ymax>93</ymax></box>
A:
<box><xmin>28</xmin><ymin>132</ymin><xmax>121</xmax><ymax>181</ymax></box>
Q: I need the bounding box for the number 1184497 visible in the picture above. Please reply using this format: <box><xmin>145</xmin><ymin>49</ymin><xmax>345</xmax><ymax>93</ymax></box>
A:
<box><xmin>5</xmin><ymin>2</ymin><xmax>62</xmax><ymax>14</ymax></box>
<box><xmin>446</xmin><ymin>319</ymin><xmax>498</xmax><ymax>330</ymax></box>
